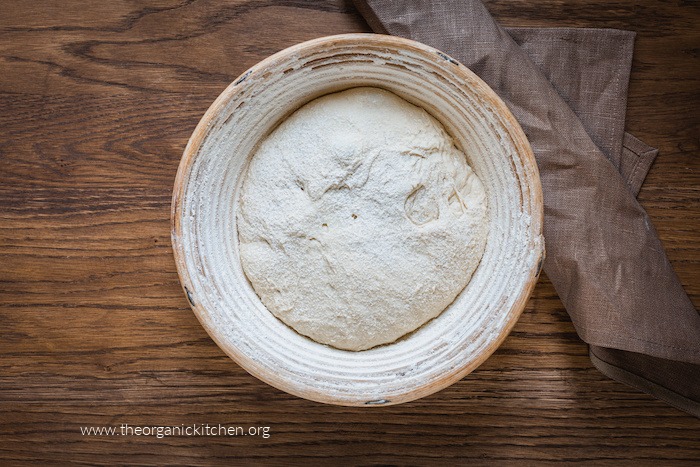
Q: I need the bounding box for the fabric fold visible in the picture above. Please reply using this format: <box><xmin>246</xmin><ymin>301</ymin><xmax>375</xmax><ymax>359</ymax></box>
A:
<box><xmin>353</xmin><ymin>0</ymin><xmax>700</xmax><ymax>415</ymax></box>
<box><xmin>590</xmin><ymin>347</ymin><xmax>700</xmax><ymax>417</ymax></box>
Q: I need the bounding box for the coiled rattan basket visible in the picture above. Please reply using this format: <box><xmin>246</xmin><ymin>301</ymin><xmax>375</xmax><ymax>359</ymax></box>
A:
<box><xmin>172</xmin><ymin>34</ymin><xmax>544</xmax><ymax>406</ymax></box>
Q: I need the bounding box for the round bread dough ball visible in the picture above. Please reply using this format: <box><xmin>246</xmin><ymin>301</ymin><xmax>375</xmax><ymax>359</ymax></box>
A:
<box><xmin>237</xmin><ymin>87</ymin><xmax>488</xmax><ymax>351</ymax></box>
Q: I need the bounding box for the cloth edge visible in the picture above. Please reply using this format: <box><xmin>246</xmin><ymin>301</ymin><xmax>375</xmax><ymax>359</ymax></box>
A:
<box><xmin>351</xmin><ymin>0</ymin><xmax>389</xmax><ymax>35</ymax></box>
<box><xmin>590</xmin><ymin>346</ymin><xmax>700</xmax><ymax>418</ymax></box>
<box><xmin>622</xmin><ymin>132</ymin><xmax>660</xmax><ymax>197</ymax></box>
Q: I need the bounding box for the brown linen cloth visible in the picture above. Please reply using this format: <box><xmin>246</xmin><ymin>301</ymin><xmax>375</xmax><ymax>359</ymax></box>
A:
<box><xmin>353</xmin><ymin>0</ymin><xmax>700</xmax><ymax>416</ymax></box>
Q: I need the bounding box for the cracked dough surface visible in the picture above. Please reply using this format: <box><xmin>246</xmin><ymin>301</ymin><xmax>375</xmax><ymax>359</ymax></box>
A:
<box><xmin>237</xmin><ymin>87</ymin><xmax>488</xmax><ymax>351</ymax></box>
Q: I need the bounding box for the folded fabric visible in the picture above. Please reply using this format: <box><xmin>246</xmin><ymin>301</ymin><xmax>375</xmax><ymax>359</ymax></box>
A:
<box><xmin>353</xmin><ymin>0</ymin><xmax>700</xmax><ymax>416</ymax></box>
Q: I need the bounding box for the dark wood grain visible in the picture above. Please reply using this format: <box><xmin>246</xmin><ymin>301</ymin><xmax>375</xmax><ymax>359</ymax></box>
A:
<box><xmin>1</xmin><ymin>0</ymin><xmax>698</xmax><ymax>464</ymax></box>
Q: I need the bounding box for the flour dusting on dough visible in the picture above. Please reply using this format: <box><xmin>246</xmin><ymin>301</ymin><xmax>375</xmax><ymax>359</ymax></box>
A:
<box><xmin>237</xmin><ymin>87</ymin><xmax>488</xmax><ymax>351</ymax></box>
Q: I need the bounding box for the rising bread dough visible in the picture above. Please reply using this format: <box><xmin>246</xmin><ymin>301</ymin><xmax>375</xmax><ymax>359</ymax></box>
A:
<box><xmin>237</xmin><ymin>87</ymin><xmax>488</xmax><ymax>351</ymax></box>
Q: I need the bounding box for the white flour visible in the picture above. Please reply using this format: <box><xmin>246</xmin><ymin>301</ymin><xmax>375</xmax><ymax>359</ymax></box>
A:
<box><xmin>237</xmin><ymin>87</ymin><xmax>488</xmax><ymax>350</ymax></box>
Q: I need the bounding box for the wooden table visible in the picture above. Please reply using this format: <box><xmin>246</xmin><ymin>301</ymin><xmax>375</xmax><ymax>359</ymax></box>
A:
<box><xmin>1</xmin><ymin>0</ymin><xmax>698</xmax><ymax>464</ymax></box>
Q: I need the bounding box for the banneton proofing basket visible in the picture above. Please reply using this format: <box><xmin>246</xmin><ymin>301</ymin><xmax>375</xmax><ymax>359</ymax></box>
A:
<box><xmin>172</xmin><ymin>34</ymin><xmax>544</xmax><ymax>406</ymax></box>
